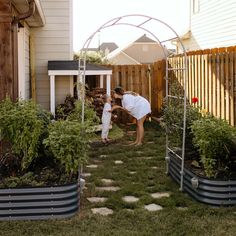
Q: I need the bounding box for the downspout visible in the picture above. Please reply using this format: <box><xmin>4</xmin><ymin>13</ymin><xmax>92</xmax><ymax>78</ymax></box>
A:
<box><xmin>12</xmin><ymin>0</ymin><xmax>36</xmax><ymax>24</ymax></box>
<box><xmin>11</xmin><ymin>0</ymin><xmax>36</xmax><ymax>100</ymax></box>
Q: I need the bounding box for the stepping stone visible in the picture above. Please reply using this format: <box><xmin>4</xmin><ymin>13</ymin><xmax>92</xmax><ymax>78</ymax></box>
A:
<box><xmin>126</xmin><ymin>209</ymin><xmax>134</xmax><ymax>212</ymax></box>
<box><xmin>91</xmin><ymin>207</ymin><xmax>113</xmax><ymax>216</ymax></box>
<box><xmin>139</xmin><ymin>156</ymin><xmax>153</xmax><ymax>160</ymax></box>
<box><xmin>101</xmin><ymin>178</ymin><xmax>114</xmax><ymax>185</ymax></box>
<box><xmin>136</xmin><ymin>151</ymin><xmax>143</xmax><ymax>155</ymax></box>
<box><xmin>129</xmin><ymin>171</ymin><xmax>136</xmax><ymax>175</ymax></box>
<box><xmin>122</xmin><ymin>196</ymin><xmax>139</xmax><ymax>203</ymax></box>
<box><xmin>87</xmin><ymin>197</ymin><xmax>107</xmax><ymax>203</ymax></box>
<box><xmin>144</xmin><ymin>204</ymin><xmax>163</xmax><ymax>212</ymax></box>
<box><xmin>93</xmin><ymin>159</ymin><xmax>101</xmax><ymax>163</ymax></box>
<box><xmin>96</xmin><ymin>186</ymin><xmax>121</xmax><ymax>192</ymax></box>
<box><xmin>151</xmin><ymin>192</ymin><xmax>170</xmax><ymax>199</ymax></box>
<box><xmin>99</xmin><ymin>155</ymin><xmax>107</xmax><ymax>158</ymax></box>
<box><xmin>151</xmin><ymin>166</ymin><xmax>158</xmax><ymax>169</ymax></box>
<box><xmin>81</xmin><ymin>173</ymin><xmax>91</xmax><ymax>178</ymax></box>
<box><xmin>114</xmin><ymin>160</ymin><xmax>123</xmax><ymax>164</ymax></box>
<box><xmin>177</xmin><ymin>207</ymin><xmax>188</xmax><ymax>211</ymax></box>
<box><xmin>86</xmin><ymin>164</ymin><xmax>98</xmax><ymax>168</ymax></box>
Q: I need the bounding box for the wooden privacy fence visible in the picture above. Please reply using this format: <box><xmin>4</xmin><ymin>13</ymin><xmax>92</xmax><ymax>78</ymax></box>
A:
<box><xmin>109</xmin><ymin>61</ymin><xmax>165</xmax><ymax>116</ymax></box>
<box><xmin>107</xmin><ymin>46</ymin><xmax>236</xmax><ymax>125</ymax></box>
<box><xmin>169</xmin><ymin>46</ymin><xmax>236</xmax><ymax>126</ymax></box>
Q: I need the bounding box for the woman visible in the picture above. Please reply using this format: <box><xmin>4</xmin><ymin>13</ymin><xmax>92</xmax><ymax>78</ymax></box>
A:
<box><xmin>112</xmin><ymin>87</ymin><xmax>151</xmax><ymax>146</ymax></box>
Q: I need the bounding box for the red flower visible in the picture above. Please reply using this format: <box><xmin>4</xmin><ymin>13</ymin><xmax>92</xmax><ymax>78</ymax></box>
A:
<box><xmin>191</xmin><ymin>97</ymin><xmax>198</xmax><ymax>104</ymax></box>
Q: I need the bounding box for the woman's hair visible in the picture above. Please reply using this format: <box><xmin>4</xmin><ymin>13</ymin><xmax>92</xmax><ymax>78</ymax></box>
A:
<box><xmin>114</xmin><ymin>87</ymin><xmax>138</xmax><ymax>96</ymax></box>
<box><xmin>114</xmin><ymin>86</ymin><xmax>124</xmax><ymax>95</ymax></box>
<box><xmin>125</xmin><ymin>91</ymin><xmax>138</xmax><ymax>96</ymax></box>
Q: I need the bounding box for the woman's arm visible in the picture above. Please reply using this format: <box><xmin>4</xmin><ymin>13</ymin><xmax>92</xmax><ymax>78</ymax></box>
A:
<box><xmin>111</xmin><ymin>105</ymin><xmax>130</xmax><ymax>114</ymax></box>
<box><xmin>111</xmin><ymin>105</ymin><xmax>124</xmax><ymax>111</ymax></box>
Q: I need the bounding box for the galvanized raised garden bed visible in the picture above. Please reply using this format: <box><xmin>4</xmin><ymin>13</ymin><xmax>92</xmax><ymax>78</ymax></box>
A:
<box><xmin>168</xmin><ymin>153</ymin><xmax>236</xmax><ymax>206</ymax></box>
<box><xmin>0</xmin><ymin>182</ymin><xmax>79</xmax><ymax>220</ymax></box>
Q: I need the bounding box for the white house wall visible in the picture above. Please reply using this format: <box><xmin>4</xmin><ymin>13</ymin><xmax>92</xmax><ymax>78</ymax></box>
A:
<box><xmin>182</xmin><ymin>0</ymin><xmax>236</xmax><ymax>51</ymax></box>
<box><xmin>31</xmin><ymin>0</ymin><xmax>73</xmax><ymax>109</ymax></box>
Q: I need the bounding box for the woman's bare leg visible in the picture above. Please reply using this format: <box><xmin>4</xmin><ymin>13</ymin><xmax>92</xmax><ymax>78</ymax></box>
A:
<box><xmin>127</xmin><ymin>119</ymin><xmax>139</xmax><ymax>146</ymax></box>
<box><xmin>135</xmin><ymin>116</ymin><xmax>147</xmax><ymax>145</ymax></box>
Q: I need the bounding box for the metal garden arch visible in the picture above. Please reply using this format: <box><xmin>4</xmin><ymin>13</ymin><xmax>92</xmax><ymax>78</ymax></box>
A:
<box><xmin>78</xmin><ymin>14</ymin><xmax>188</xmax><ymax>191</ymax></box>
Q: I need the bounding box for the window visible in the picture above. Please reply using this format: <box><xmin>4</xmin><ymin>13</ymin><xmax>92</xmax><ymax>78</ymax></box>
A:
<box><xmin>193</xmin><ymin>0</ymin><xmax>200</xmax><ymax>14</ymax></box>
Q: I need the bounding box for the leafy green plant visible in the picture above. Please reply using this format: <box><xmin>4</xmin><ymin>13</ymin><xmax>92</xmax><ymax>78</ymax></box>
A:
<box><xmin>162</xmin><ymin>97</ymin><xmax>201</xmax><ymax>148</ymax></box>
<box><xmin>67</xmin><ymin>100</ymin><xmax>100</xmax><ymax>126</ymax></box>
<box><xmin>0</xmin><ymin>98</ymin><xmax>51</xmax><ymax>170</ymax></box>
<box><xmin>74</xmin><ymin>51</ymin><xmax>110</xmax><ymax>64</ymax></box>
<box><xmin>0</xmin><ymin>172</ymin><xmax>44</xmax><ymax>188</ymax></box>
<box><xmin>43</xmin><ymin>120</ymin><xmax>89</xmax><ymax>178</ymax></box>
<box><xmin>191</xmin><ymin>115</ymin><xmax>236</xmax><ymax>177</ymax></box>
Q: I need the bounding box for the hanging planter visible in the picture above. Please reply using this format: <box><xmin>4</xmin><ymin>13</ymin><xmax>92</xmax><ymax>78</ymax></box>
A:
<box><xmin>0</xmin><ymin>182</ymin><xmax>79</xmax><ymax>220</ymax></box>
<box><xmin>168</xmin><ymin>152</ymin><xmax>236</xmax><ymax>206</ymax></box>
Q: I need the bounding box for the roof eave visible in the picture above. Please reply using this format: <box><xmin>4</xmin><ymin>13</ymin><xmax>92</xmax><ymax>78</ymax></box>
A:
<box><xmin>171</xmin><ymin>30</ymin><xmax>191</xmax><ymax>43</ymax></box>
<box><xmin>13</xmin><ymin>0</ymin><xmax>46</xmax><ymax>27</ymax></box>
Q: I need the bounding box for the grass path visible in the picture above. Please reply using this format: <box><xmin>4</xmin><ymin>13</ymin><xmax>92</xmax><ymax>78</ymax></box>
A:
<box><xmin>0</xmin><ymin>122</ymin><xmax>236</xmax><ymax>235</ymax></box>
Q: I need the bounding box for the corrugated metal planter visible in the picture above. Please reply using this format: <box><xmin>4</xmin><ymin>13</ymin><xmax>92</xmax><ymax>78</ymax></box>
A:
<box><xmin>0</xmin><ymin>182</ymin><xmax>79</xmax><ymax>220</ymax></box>
<box><xmin>168</xmin><ymin>153</ymin><xmax>236</xmax><ymax>206</ymax></box>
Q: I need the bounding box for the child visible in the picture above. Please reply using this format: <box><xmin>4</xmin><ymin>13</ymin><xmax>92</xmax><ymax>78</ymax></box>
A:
<box><xmin>101</xmin><ymin>94</ymin><xmax>112</xmax><ymax>143</ymax></box>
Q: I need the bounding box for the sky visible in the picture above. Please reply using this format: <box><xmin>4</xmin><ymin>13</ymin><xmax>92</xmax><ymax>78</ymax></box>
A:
<box><xmin>73</xmin><ymin>0</ymin><xmax>190</xmax><ymax>52</ymax></box>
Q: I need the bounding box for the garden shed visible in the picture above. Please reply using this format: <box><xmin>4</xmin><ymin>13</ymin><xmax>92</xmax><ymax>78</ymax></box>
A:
<box><xmin>48</xmin><ymin>60</ymin><xmax>112</xmax><ymax>115</ymax></box>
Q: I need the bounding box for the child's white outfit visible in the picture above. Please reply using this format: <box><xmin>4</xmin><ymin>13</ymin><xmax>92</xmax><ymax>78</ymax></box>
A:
<box><xmin>101</xmin><ymin>102</ymin><xmax>111</xmax><ymax>140</ymax></box>
<box><xmin>122</xmin><ymin>94</ymin><xmax>151</xmax><ymax>120</ymax></box>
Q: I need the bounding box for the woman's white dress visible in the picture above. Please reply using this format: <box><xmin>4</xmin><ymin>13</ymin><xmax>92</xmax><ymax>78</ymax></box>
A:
<box><xmin>122</xmin><ymin>94</ymin><xmax>151</xmax><ymax>120</ymax></box>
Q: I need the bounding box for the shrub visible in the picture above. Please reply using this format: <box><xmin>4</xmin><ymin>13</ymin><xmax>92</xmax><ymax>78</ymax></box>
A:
<box><xmin>43</xmin><ymin>120</ymin><xmax>89</xmax><ymax>178</ymax></box>
<box><xmin>67</xmin><ymin>100</ymin><xmax>100</xmax><ymax>127</ymax></box>
<box><xmin>191</xmin><ymin>115</ymin><xmax>236</xmax><ymax>177</ymax></box>
<box><xmin>162</xmin><ymin>98</ymin><xmax>201</xmax><ymax>148</ymax></box>
<box><xmin>0</xmin><ymin>98</ymin><xmax>51</xmax><ymax>170</ymax></box>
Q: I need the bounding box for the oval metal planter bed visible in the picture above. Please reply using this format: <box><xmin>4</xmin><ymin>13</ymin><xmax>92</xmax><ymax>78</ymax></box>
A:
<box><xmin>0</xmin><ymin>182</ymin><xmax>79</xmax><ymax>220</ymax></box>
<box><xmin>168</xmin><ymin>152</ymin><xmax>236</xmax><ymax>206</ymax></box>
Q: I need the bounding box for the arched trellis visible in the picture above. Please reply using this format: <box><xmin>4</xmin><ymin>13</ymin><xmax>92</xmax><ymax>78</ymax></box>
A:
<box><xmin>78</xmin><ymin>14</ymin><xmax>188</xmax><ymax>191</ymax></box>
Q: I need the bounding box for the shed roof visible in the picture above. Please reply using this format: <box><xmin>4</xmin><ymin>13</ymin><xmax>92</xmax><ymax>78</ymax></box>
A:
<box><xmin>48</xmin><ymin>61</ymin><xmax>112</xmax><ymax>76</ymax></box>
<box><xmin>48</xmin><ymin>60</ymin><xmax>111</xmax><ymax>71</ymax></box>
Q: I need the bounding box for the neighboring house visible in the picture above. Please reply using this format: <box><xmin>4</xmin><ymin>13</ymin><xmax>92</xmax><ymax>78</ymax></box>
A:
<box><xmin>175</xmin><ymin>0</ymin><xmax>236</xmax><ymax>52</ymax></box>
<box><xmin>106</xmin><ymin>34</ymin><xmax>168</xmax><ymax>65</ymax></box>
<box><xmin>86</xmin><ymin>42</ymin><xmax>118</xmax><ymax>56</ymax></box>
<box><xmin>0</xmin><ymin>0</ymin><xmax>73</xmax><ymax>110</ymax></box>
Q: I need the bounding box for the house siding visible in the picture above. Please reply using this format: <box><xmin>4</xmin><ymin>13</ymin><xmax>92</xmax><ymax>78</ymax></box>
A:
<box><xmin>109</xmin><ymin>53</ymin><xmax>140</xmax><ymax>65</ymax></box>
<box><xmin>182</xmin><ymin>0</ymin><xmax>236</xmax><ymax>51</ymax></box>
<box><xmin>31</xmin><ymin>0</ymin><xmax>73</xmax><ymax>109</ymax></box>
<box><xmin>124</xmin><ymin>43</ymin><xmax>166</xmax><ymax>63</ymax></box>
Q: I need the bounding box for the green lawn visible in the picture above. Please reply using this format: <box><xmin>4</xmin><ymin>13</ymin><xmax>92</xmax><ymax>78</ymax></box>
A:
<box><xmin>0</xmin><ymin>122</ymin><xmax>236</xmax><ymax>236</ymax></box>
